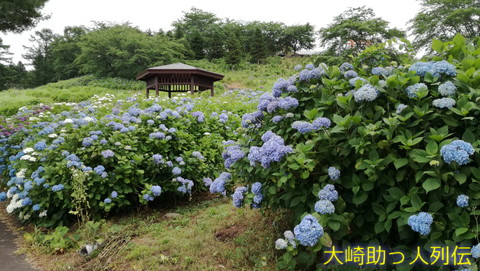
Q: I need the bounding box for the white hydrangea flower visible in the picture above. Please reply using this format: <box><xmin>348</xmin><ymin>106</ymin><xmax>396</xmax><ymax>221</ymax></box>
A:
<box><xmin>39</xmin><ymin>210</ymin><xmax>48</xmax><ymax>217</ymax></box>
<box><xmin>48</xmin><ymin>133</ymin><xmax>58</xmax><ymax>138</ymax></box>
<box><xmin>84</xmin><ymin>117</ymin><xmax>94</xmax><ymax>123</ymax></box>
<box><xmin>16</xmin><ymin>169</ymin><xmax>27</xmax><ymax>179</ymax></box>
<box><xmin>64</xmin><ymin>119</ymin><xmax>73</xmax><ymax>124</ymax></box>
<box><xmin>23</xmin><ymin>148</ymin><xmax>34</xmax><ymax>154</ymax></box>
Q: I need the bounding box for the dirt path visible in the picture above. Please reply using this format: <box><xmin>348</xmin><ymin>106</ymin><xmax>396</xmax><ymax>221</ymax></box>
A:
<box><xmin>0</xmin><ymin>219</ymin><xmax>37</xmax><ymax>271</ymax></box>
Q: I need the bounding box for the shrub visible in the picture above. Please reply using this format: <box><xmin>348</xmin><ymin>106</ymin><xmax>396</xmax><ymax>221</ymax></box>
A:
<box><xmin>0</xmin><ymin>90</ymin><xmax>263</xmax><ymax>227</ymax></box>
<box><xmin>225</xmin><ymin>34</ymin><xmax>480</xmax><ymax>269</ymax></box>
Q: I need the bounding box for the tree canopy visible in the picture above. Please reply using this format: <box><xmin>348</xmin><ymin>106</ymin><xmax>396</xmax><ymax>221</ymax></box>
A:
<box><xmin>0</xmin><ymin>0</ymin><xmax>49</xmax><ymax>33</ymax></box>
<box><xmin>318</xmin><ymin>6</ymin><xmax>405</xmax><ymax>56</ymax></box>
<box><xmin>409</xmin><ymin>0</ymin><xmax>480</xmax><ymax>49</ymax></box>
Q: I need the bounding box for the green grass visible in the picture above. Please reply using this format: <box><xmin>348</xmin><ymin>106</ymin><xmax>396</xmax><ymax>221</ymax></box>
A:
<box><xmin>23</xmin><ymin>197</ymin><xmax>288</xmax><ymax>271</ymax></box>
<box><xmin>0</xmin><ymin>57</ymin><xmax>311</xmax><ymax>116</ymax></box>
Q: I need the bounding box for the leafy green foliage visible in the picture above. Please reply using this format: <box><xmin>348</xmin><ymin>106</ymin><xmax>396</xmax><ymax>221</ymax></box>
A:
<box><xmin>318</xmin><ymin>6</ymin><xmax>405</xmax><ymax>57</ymax></box>
<box><xmin>0</xmin><ymin>0</ymin><xmax>49</xmax><ymax>33</ymax></box>
<box><xmin>409</xmin><ymin>0</ymin><xmax>480</xmax><ymax>50</ymax></box>
<box><xmin>76</xmin><ymin>24</ymin><xmax>187</xmax><ymax>79</ymax></box>
<box><xmin>230</xmin><ymin>35</ymin><xmax>480</xmax><ymax>269</ymax></box>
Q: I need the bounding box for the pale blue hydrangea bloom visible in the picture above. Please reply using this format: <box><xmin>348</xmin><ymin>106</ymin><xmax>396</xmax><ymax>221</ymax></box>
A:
<box><xmin>271</xmin><ymin>115</ymin><xmax>283</xmax><ymax>123</ymax></box>
<box><xmin>339</xmin><ymin>62</ymin><xmax>354</xmax><ymax>73</ymax></box>
<box><xmin>151</xmin><ymin>185</ymin><xmax>162</xmax><ymax>196</ymax></box>
<box><xmin>353</xmin><ymin>84</ymin><xmax>379</xmax><ymax>102</ymax></box>
<box><xmin>349</xmin><ymin>77</ymin><xmax>367</xmax><ymax>87</ymax></box>
<box><xmin>438</xmin><ymin>81</ymin><xmax>456</xmax><ymax>96</ymax></box>
<box><xmin>222</xmin><ymin>145</ymin><xmax>245</xmax><ymax>169</ymax></box>
<box><xmin>405</xmin><ymin>83</ymin><xmax>428</xmax><ymax>98</ymax></box>
<box><xmin>456</xmin><ymin>194</ymin><xmax>469</xmax><ymax>207</ymax></box>
<box><xmin>278</xmin><ymin>97</ymin><xmax>299</xmax><ymax>110</ymax></box>
<box><xmin>314</xmin><ymin>200</ymin><xmax>335</xmax><ymax>214</ymax></box>
<box><xmin>232</xmin><ymin>186</ymin><xmax>248</xmax><ymax>208</ymax></box>
<box><xmin>471</xmin><ymin>244</ymin><xmax>480</xmax><ymax>258</ymax></box>
<box><xmin>408</xmin><ymin>212</ymin><xmax>433</xmax><ymax>235</ymax></box>
<box><xmin>312</xmin><ymin>117</ymin><xmax>331</xmax><ymax>129</ymax></box>
<box><xmin>104</xmin><ymin>198</ymin><xmax>112</xmax><ymax>204</ymax></box>
<box><xmin>305</xmin><ymin>64</ymin><xmax>315</xmax><ymax>70</ymax></box>
<box><xmin>293</xmin><ymin>214</ymin><xmax>324</xmax><ymax>247</ymax></box>
<box><xmin>318</xmin><ymin>184</ymin><xmax>339</xmax><ymax>202</ymax></box>
<box><xmin>172</xmin><ymin>167</ymin><xmax>182</xmax><ymax>175</ymax></box>
<box><xmin>396</xmin><ymin>104</ymin><xmax>407</xmax><ymax>114</ymax></box>
<box><xmin>328</xmin><ymin>167</ymin><xmax>341</xmax><ymax>180</ymax></box>
<box><xmin>344</xmin><ymin>70</ymin><xmax>358</xmax><ymax>79</ymax></box>
<box><xmin>292</xmin><ymin>121</ymin><xmax>314</xmax><ymax>134</ymax></box>
<box><xmin>101</xmin><ymin>150</ymin><xmax>115</xmax><ymax>158</ymax></box>
<box><xmin>251</xmin><ymin>182</ymin><xmax>262</xmax><ymax>195</ymax></box>
<box><xmin>440</xmin><ymin>140</ymin><xmax>474</xmax><ymax>165</ymax></box>
<box><xmin>210</xmin><ymin>172</ymin><xmax>231</xmax><ymax>194</ymax></box>
<box><xmin>275</xmin><ymin>238</ymin><xmax>288</xmax><ymax>249</ymax></box>
<box><xmin>372</xmin><ymin>67</ymin><xmax>390</xmax><ymax>77</ymax></box>
<box><xmin>294</xmin><ymin>64</ymin><xmax>303</xmax><ymax>71</ymax></box>
<box><xmin>432</xmin><ymin>97</ymin><xmax>456</xmax><ymax>109</ymax></box>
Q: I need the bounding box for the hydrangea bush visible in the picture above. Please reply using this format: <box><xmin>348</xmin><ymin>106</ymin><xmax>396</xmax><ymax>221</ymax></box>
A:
<box><xmin>0</xmin><ymin>90</ymin><xmax>262</xmax><ymax>226</ymax></box>
<box><xmin>224</xmin><ymin>35</ymin><xmax>480</xmax><ymax>269</ymax></box>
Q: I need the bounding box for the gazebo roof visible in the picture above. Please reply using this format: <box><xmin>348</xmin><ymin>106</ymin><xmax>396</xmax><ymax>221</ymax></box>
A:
<box><xmin>136</xmin><ymin>63</ymin><xmax>224</xmax><ymax>81</ymax></box>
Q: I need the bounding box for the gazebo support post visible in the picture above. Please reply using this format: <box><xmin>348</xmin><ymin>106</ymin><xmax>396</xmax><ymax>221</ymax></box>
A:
<box><xmin>146</xmin><ymin>87</ymin><xmax>149</xmax><ymax>98</ymax></box>
<box><xmin>210</xmin><ymin>83</ymin><xmax>214</xmax><ymax>97</ymax></box>
<box><xmin>154</xmin><ymin>76</ymin><xmax>159</xmax><ymax>97</ymax></box>
<box><xmin>168</xmin><ymin>85</ymin><xmax>171</xmax><ymax>98</ymax></box>
<box><xmin>190</xmin><ymin>76</ymin><xmax>194</xmax><ymax>96</ymax></box>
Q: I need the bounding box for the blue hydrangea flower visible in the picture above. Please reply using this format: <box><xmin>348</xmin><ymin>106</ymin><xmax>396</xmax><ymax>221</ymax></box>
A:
<box><xmin>396</xmin><ymin>104</ymin><xmax>407</xmax><ymax>114</ymax></box>
<box><xmin>372</xmin><ymin>67</ymin><xmax>390</xmax><ymax>77</ymax></box>
<box><xmin>278</xmin><ymin>97</ymin><xmax>299</xmax><ymax>110</ymax></box>
<box><xmin>293</xmin><ymin>214</ymin><xmax>324</xmax><ymax>247</ymax></box>
<box><xmin>52</xmin><ymin>184</ymin><xmax>65</xmax><ymax>192</ymax></box>
<box><xmin>104</xmin><ymin>198</ymin><xmax>112</xmax><ymax>204</ymax></box>
<box><xmin>101</xmin><ymin>150</ymin><xmax>115</xmax><ymax>158</ymax></box>
<box><xmin>299</xmin><ymin>68</ymin><xmax>324</xmax><ymax>82</ymax></box>
<box><xmin>305</xmin><ymin>64</ymin><xmax>315</xmax><ymax>70</ymax></box>
<box><xmin>21</xmin><ymin>197</ymin><xmax>32</xmax><ymax>206</ymax></box>
<box><xmin>232</xmin><ymin>186</ymin><xmax>248</xmax><ymax>208</ymax></box>
<box><xmin>440</xmin><ymin>140</ymin><xmax>474</xmax><ymax>165</ymax></box>
<box><xmin>210</xmin><ymin>172</ymin><xmax>231</xmax><ymax>194</ymax></box>
<box><xmin>172</xmin><ymin>167</ymin><xmax>182</xmax><ymax>175</ymax></box>
<box><xmin>349</xmin><ymin>77</ymin><xmax>367</xmax><ymax>87</ymax></box>
<box><xmin>318</xmin><ymin>184</ymin><xmax>339</xmax><ymax>202</ymax></box>
<box><xmin>252</xmin><ymin>194</ymin><xmax>263</xmax><ymax>209</ymax></box>
<box><xmin>151</xmin><ymin>185</ymin><xmax>162</xmax><ymax>196</ymax></box>
<box><xmin>353</xmin><ymin>84</ymin><xmax>379</xmax><ymax>102</ymax></box>
<box><xmin>203</xmin><ymin>178</ymin><xmax>213</xmax><ymax>187</ymax></box>
<box><xmin>275</xmin><ymin>238</ymin><xmax>288</xmax><ymax>249</ymax></box>
<box><xmin>100</xmin><ymin>139</ymin><xmax>107</xmax><ymax>144</ymax></box>
<box><xmin>0</xmin><ymin>192</ymin><xmax>6</xmax><ymax>202</ymax></box>
<box><xmin>408</xmin><ymin>212</ymin><xmax>433</xmax><ymax>235</ymax></box>
<box><xmin>471</xmin><ymin>244</ymin><xmax>480</xmax><ymax>258</ymax></box>
<box><xmin>294</xmin><ymin>65</ymin><xmax>303</xmax><ymax>71</ymax></box>
<box><xmin>149</xmin><ymin>132</ymin><xmax>166</xmax><ymax>139</ymax></box>
<box><xmin>292</xmin><ymin>121</ymin><xmax>314</xmax><ymax>134</ymax></box>
<box><xmin>271</xmin><ymin>115</ymin><xmax>283</xmax><ymax>123</ymax></box>
<box><xmin>456</xmin><ymin>194</ymin><xmax>469</xmax><ymax>208</ymax></box>
<box><xmin>315</xmin><ymin>200</ymin><xmax>335</xmax><ymax>214</ymax></box>
<box><xmin>192</xmin><ymin>151</ymin><xmax>204</xmax><ymax>159</ymax></box>
<box><xmin>34</xmin><ymin>141</ymin><xmax>47</xmax><ymax>151</ymax></box>
<box><xmin>143</xmin><ymin>194</ymin><xmax>154</xmax><ymax>201</ymax></box>
<box><xmin>152</xmin><ymin>154</ymin><xmax>163</xmax><ymax>165</ymax></box>
<box><xmin>339</xmin><ymin>62</ymin><xmax>354</xmax><ymax>73</ymax></box>
<box><xmin>111</xmin><ymin>191</ymin><xmax>118</xmax><ymax>198</ymax></box>
<box><xmin>344</xmin><ymin>70</ymin><xmax>358</xmax><ymax>79</ymax></box>
<box><xmin>32</xmin><ymin>204</ymin><xmax>41</xmax><ymax>211</ymax></box>
<box><xmin>432</xmin><ymin>97</ymin><xmax>456</xmax><ymax>109</ymax></box>
<box><xmin>312</xmin><ymin>117</ymin><xmax>331</xmax><ymax>129</ymax></box>
<box><xmin>94</xmin><ymin>165</ymin><xmax>105</xmax><ymax>175</ymax></box>
<box><xmin>82</xmin><ymin>137</ymin><xmax>94</xmax><ymax>147</ymax></box>
<box><xmin>222</xmin><ymin>145</ymin><xmax>245</xmax><ymax>169</ymax></box>
<box><xmin>438</xmin><ymin>81</ymin><xmax>456</xmax><ymax>96</ymax></box>
<box><xmin>328</xmin><ymin>167</ymin><xmax>341</xmax><ymax>180</ymax></box>
<box><xmin>405</xmin><ymin>83</ymin><xmax>428</xmax><ymax>98</ymax></box>
<box><xmin>248</xmin><ymin>132</ymin><xmax>293</xmax><ymax>168</ymax></box>
<box><xmin>251</xmin><ymin>182</ymin><xmax>262</xmax><ymax>195</ymax></box>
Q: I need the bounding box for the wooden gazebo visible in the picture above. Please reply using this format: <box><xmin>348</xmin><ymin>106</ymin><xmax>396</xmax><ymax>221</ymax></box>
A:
<box><xmin>136</xmin><ymin>63</ymin><xmax>224</xmax><ymax>98</ymax></box>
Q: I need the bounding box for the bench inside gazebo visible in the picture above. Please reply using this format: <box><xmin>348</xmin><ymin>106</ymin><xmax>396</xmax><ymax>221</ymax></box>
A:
<box><xmin>136</xmin><ymin>63</ymin><xmax>224</xmax><ymax>98</ymax></box>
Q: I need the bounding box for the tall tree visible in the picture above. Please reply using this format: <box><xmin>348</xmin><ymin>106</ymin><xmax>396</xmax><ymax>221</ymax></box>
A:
<box><xmin>49</xmin><ymin>26</ymin><xmax>88</xmax><ymax>80</ymax></box>
<box><xmin>0</xmin><ymin>38</ymin><xmax>12</xmax><ymax>64</ymax></box>
<box><xmin>23</xmin><ymin>28</ymin><xmax>56</xmax><ymax>86</ymax></box>
<box><xmin>280</xmin><ymin>24</ymin><xmax>315</xmax><ymax>55</ymax></box>
<box><xmin>319</xmin><ymin>6</ymin><xmax>405</xmax><ymax>56</ymax></box>
<box><xmin>75</xmin><ymin>24</ymin><xmax>186</xmax><ymax>79</ymax></box>
<box><xmin>409</xmin><ymin>0</ymin><xmax>480</xmax><ymax>49</ymax></box>
<box><xmin>0</xmin><ymin>0</ymin><xmax>49</xmax><ymax>33</ymax></box>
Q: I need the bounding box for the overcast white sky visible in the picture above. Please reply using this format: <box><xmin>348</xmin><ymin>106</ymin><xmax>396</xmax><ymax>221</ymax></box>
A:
<box><xmin>2</xmin><ymin>0</ymin><xmax>421</xmax><ymax>63</ymax></box>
